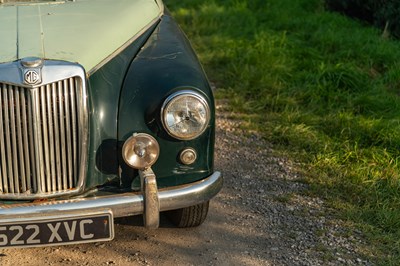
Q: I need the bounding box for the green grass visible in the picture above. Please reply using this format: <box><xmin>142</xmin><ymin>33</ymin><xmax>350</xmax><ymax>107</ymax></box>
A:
<box><xmin>165</xmin><ymin>0</ymin><xmax>400</xmax><ymax>263</ymax></box>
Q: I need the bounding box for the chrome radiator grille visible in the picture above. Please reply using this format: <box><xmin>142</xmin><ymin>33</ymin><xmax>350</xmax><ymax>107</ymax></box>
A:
<box><xmin>0</xmin><ymin>77</ymin><xmax>84</xmax><ymax>198</ymax></box>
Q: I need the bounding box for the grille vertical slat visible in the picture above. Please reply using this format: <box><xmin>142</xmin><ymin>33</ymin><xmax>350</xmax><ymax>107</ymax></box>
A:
<box><xmin>0</xmin><ymin>75</ymin><xmax>84</xmax><ymax>198</ymax></box>
<box><xmin>9</xmin><ymin>85</ymin><xmax>21</xmax><ymax>193</ymax></box>
<box><xmin>3</xmin><ymin>87</ymin><xmax>15</xmax><ymax>193</ymax></box>
<box><xmin>15</xmin><ymin>88</ymin><xmax>27</xmax><ymax>192</ymax></box>
<box><xmin>27</xmin><ymin>90</ymin><xmax>37</xmax><ymax>192</ymax></box>
<box><xmin>32</xmin><ymin>88</ymin><xmax>45</xmax><ymax>193</ymax></box>
<box><xmin>46</xmin><ymin>84</ymin><xmax>56</xmax><ymax>192</ymax></box>
<box><xmin>58</xmin><ymin>81</ymin><xmax>68</xmax><ymax>190</ymax></box>
<box><xmin>52</xmin><ymin>82</ymin><xmax>62</xmax><ymax>191</ymax></box>
<box><xmin>20</xmin><ymin>88</ymin><xmax>32</xmax><ymax>192</ymax></box>
<box><xmin>64</xmin><ymin>79</ymin><xmax>73</xmax><ymax>188</ymax></box>
<box><xmin>40</xmin><ymin>85</ymin><xmax>51</xmax><ymax>192</ymax></box>
<box><xmin>70</xmin><ymin>78</ymin><xmax>78</xmax><ymax>184</ymax></box>
<box><xmin>0</xmin><ymin>85</ymin><xmax>7</xmax><ymax>193</ymax></box>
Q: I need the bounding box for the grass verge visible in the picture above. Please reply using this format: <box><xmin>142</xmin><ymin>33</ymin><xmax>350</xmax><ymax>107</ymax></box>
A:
<box><xmin>166</xmin><ymin>0</ymin><xmax>400</xmax><ymax>264</ymax></box>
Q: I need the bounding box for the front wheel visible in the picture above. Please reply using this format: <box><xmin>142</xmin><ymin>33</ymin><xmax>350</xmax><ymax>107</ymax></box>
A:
<box><xmin>166</xmin><ymin>201</ymin><xmax>210</xmax><ymax>228</ymax></box>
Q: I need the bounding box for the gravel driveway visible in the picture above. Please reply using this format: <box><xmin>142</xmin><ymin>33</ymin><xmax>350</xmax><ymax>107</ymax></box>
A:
<box><xmin>0</xmin><ymin>101</ymin><xmax>372</xmax><ymax>266</ymax></box>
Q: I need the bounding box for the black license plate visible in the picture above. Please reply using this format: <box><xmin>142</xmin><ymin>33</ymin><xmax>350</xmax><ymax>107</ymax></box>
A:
<box><xmin>0</xmin><ymin>211</ymin><xmax>114</xmax><ymax>248</ymax></box>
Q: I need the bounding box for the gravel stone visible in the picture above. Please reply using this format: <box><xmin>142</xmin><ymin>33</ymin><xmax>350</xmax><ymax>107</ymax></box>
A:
<box><xmin>0</xmin><ymin>101</ymin><xmax>372</xmax><ymax>265</ymax></box>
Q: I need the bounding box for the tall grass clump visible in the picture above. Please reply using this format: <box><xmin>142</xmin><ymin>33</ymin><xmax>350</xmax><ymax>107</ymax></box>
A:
<box><xmin>166</xmin><ymin>0</ymin><xmax>400</xmax><ymax>263</ymax></box>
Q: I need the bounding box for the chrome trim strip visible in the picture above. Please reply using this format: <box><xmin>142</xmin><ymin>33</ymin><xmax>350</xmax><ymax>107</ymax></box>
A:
<box><xmin>0</xmin><ymin>85</ymin><xmax>5</xmax><ymax>193</ymax></box>
<box><xmin>40</xmin><ymin>85</ymin><xmax>51</xmax><ymax>191</ymax></box>
<box><xmin>70</xmin><ymin>78</ymin><xmax>78</xmax><ymax>183</ymax></box>
<box><xmin>0</xmin><ymin>172</ymin><xmax>223</xmax><ymax>219</ymax></box>
<box><xmin>76</xmin><ymin>77</ymin><xmax>88</xmax><ymax>191</ymax></box>
<box><xmin>3</xmin><ymin>87</ymin><xmax>14</xmax><ymax>192</ymax></box>
<box><xmin>46</xmin><ymin>84</ymin><xmax>56</xmax><ymax>190</ymax></box>
<box><xmin>86</xmin><ymin>14</ymin><xmax>162</xmax><ymax>76</ymax></box>
<box><xmin>27</xmin><ymin>92</ymin><xmax>37</xmax><ymax>191</ymax></box>
<box><xmin>32</xmin><ymin>86</ymin><xmax>45</xmax><ymax>193</ymax></box>
<box><xmin>0</xmin><ymin>1</ymin><xmax>70</xmax><ymax>6</ymax></box>
<box><xmin>58</xmin><ymin>81</ymin><xmax>66</xmax><ymax>189</ymax></box>
<box><xmin>15</xmin><ymin>88</ymin><xmax>27</xmax><ymax>191</ymax></box>
<box><xmin>9</xmin><ymin>86</ymin><xmax>19</xmax><ymax>192</ymax></box>
<box><xmin>154</xmin><ymin>0</ymin><xmax>165</xmax><ymax>14</ymax></box>
<box><xmin>20</xmin><ymin>88</ymin><xmax>30</xmax><ymax>191</ymax></box>
<box><xmin>21</xmin><ymin>90</ymin><xmax>31</xmax><ymax>190</ymax></box>
<box><xmin>64</xmin><ymin>79</ymin><xmax>73</xmax><ymax>187</ymax></box>
<box><xmin>53</xmin><ymin>82</ymin><xmax>61</xmax><ymax>191</ymax></box>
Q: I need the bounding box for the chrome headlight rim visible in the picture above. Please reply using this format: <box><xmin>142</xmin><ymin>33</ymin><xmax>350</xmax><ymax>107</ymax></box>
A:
<box><xmin>161</xmin><ymin>90</ymin><xmax>211</xmax><ymax>140</ymax></box>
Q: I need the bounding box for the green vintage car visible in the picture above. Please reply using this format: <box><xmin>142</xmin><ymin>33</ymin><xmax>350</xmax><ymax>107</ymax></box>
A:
<box><xmin>0</xmin><ymin>0</ymin><xmax>222</xmax><ymax>248</ymax></box>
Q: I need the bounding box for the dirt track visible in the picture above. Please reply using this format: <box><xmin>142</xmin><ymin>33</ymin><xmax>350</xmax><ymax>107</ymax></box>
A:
<box><xmin>0</xmin><ymin>103</ymin><xmax>372</xmax><ymax>266</ymax></box>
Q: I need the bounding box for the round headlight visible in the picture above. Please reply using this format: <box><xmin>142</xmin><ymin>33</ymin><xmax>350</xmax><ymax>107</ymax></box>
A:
<box><xmin>122</xmin><ymin>133</ymin><xmax>160</xmax><ymax>170</ymax></box>
<box><xmin>161</xmin><ymin>91</ymin><xmax>210</xmax><ymax>140</ymax></box>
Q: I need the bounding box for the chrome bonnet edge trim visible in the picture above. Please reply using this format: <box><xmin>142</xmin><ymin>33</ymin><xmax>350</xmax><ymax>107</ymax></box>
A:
<box><xmin>0</xmin><ymin>172</ymin><xmax>222</xmax><ymax>219</ymax></box>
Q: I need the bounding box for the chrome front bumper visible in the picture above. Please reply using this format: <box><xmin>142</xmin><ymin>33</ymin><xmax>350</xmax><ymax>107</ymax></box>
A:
<box><xmin>0</xmin><ymin>171</ymin><xmax>222</xmax><ymax>228</ymax></box>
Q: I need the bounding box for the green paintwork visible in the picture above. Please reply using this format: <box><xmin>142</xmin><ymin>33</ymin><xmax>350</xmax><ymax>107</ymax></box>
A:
<box><xmin>85</xmin><ymin>13</ymin><xmax>215</xmax><ymax>189</ymax></box>
<box><xmin>0</xmin><ymin>2</ymin><xmax>215</xmax><ymax>193</ymax></box>
<box><xmin>84</xmin><ymin>24</ymin><xmax>157</xmax><ymax>189</ymax></box>
<box><xmin>0</xmin><ymin>0</ymin><xmax>161</xmax><ymax>72</ymax></box>
<box><xmin>118</xmin><ymin>14</ymin><xmax>215</xmax><ymax>188</ymax></box>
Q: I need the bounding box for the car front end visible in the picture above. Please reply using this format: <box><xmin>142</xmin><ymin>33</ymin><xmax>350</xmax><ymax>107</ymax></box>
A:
<box><xmin>0</xmin><ymin>0</ymin><xmax>222</xmax><ymax>248</ymax></box>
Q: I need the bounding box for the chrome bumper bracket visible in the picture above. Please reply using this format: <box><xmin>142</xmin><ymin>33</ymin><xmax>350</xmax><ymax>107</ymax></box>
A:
<box><xmin>139</xmin><ymin>168</ymin><xmax>160</xmax><ymax>229</ymax></box>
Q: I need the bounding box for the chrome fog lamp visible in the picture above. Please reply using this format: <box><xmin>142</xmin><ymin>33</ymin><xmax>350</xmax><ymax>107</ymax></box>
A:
<box><xmin>161</xmin><ymin>91</ymin><xmax>210</xmax><ymax>140</ymax></box>
<box><xmin>122</xmin><ymin>133</ymin><xmax>160</xmax><ymax>170</ymax></box>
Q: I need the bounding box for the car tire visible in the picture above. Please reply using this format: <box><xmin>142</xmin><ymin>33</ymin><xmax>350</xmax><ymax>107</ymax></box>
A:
<box><xmin>166</xmin><ymin>201</ymin><xmax>210</xmax><ymax>228</ymax></box>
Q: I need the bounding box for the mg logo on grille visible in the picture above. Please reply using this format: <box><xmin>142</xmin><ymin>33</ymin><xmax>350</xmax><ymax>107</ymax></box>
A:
<box><xmin>24</xmin><ymin>70</ymin><xmax>41</xmax><ymax>85</ymax></box>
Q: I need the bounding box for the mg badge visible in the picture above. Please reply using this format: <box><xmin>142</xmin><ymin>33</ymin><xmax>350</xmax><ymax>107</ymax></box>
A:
<box><xmin>24</xmin><ymin>69</ymin><xmax>42</xmax><ymax>85</ymax></box>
